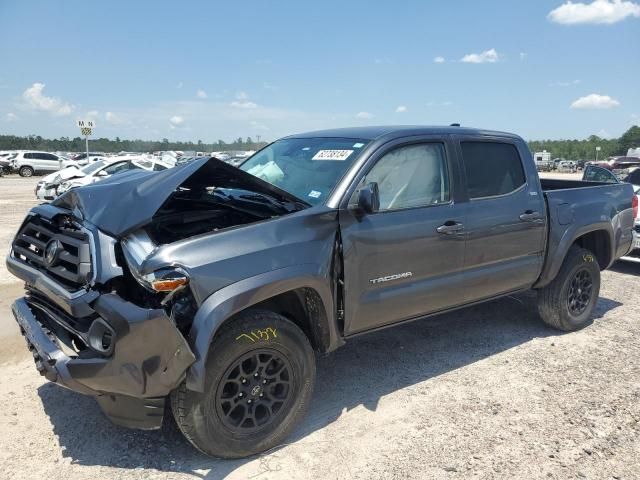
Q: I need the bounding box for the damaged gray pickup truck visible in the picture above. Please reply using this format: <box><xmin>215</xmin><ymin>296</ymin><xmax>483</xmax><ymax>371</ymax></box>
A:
<box><xmin>8</xmin><ymin>126</ymin><xmax>636</xmax><ymax>458</ymax></box>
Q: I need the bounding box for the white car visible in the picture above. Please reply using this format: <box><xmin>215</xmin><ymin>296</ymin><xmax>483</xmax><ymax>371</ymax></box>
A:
<box><xmin>54</xmin><ymin>157</ymin><xmax>173</xmax><ymax>198</ymax></box>
<box><xmin>558</xmin><ymin>160</ymin><xmax>577</xmax><ymax>173</ymax></box>
<box><xmin>10</xmin><ymin>151</ymin><xmax>77</xmax><ymax>177</ymax></box>
<box><xmin>35</xmin><ymin>161</ymin><xmax>110</xmax><ymax>200</ymax></box>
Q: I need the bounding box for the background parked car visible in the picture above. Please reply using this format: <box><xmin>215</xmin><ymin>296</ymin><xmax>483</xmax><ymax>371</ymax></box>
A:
<box><xmin>35</xmin><ymin>160</ymin><xmax>112</xmax><ymax>200</ymax></box>
<box><xmin>55</xmin><ymin>157</ymin><xmax>173</xmax><ymax>197</ymax></box>
<box><xmin>9</xmin><ymin>151</ymin><xmax>76</xmax><ymax>177</ymax></box>
<box><xmin>71</xmin><ymin>152</ymin><xmax>106</xmax><ymax>165</ymax></box>
<box><xmin>608</xmin><ymin>156</ymin><xmax>640</xmax><ymax>170</ymax></box>
<box><xmin>0</xmin><ymin>150</ymin><xmax>17</xmax><ymax>174</ymax></box>
<box><xmin>558</xmin><ymin>160</ymin><xmax>577</xmax><ymax>173</ymax></box>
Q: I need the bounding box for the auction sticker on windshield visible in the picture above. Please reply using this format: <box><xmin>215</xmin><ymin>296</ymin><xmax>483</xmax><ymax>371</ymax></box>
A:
<box><xmin>312</xmin><ymin>150</ymin><xmax>353</xmax><ymax>161</ymax></box>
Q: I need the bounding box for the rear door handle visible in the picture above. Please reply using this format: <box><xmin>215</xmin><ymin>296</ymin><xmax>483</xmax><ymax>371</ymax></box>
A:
<box><xmin>519</xmin><ymin>211</ymin><xmax>544</xmax><ymax>222</ymax></box>
<box><xmin>436</xmin><ymin>222</ymin><xmax>464</xmax><ymax>235</ymax></box>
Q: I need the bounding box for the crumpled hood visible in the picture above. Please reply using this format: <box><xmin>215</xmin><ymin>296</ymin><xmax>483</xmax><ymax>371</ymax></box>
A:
<box><xmin>52</xmin><ymin>157</ymin><xmax>306</xmax><ymax>237</ymax></box>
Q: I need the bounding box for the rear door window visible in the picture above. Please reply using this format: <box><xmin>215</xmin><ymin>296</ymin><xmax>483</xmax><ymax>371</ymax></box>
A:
<box><xmin>461</xmin><ymin>142</ymin><xmax>526</xmax><ymax>199</ymax></box>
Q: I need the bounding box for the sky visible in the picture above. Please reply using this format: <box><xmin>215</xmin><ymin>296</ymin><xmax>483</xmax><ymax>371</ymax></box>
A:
<box><xmin>0</xmin><ymin>0</ymin><xmax>638</xmax><ymax>142</ymax></box>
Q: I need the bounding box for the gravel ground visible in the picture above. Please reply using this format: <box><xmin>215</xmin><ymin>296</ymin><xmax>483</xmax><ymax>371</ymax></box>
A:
<box><xmin>1</xmin><ymin>173</ymin><xmax>639</xmax><ymax>479</ymax></box>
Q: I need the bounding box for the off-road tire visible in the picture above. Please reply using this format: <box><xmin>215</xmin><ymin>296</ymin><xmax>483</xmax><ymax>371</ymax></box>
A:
<box><xmin>19</xmin><ymin>166</ymin><xmax>34</xmax><ymax>177</ymax></box>
<box><xmin>170</xmin><ymin>310</ymin><xmax>315</xmax><ymax>458</ymax></box>
<box><xmin>537</xmin><ymin>246</ymin><xmax>601</xmax><ymax>331</ymax></box>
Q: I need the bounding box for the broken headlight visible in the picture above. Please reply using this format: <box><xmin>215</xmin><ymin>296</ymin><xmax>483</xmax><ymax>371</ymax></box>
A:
<box><xmin>121</xmin><ymin>230</ymin><xmax>189</xmax><ymax>293</ymax></box>
<box><xmin>138</xmin><ymin>267</ymin><xmax>189</xmax><ymax>293</ymax></box>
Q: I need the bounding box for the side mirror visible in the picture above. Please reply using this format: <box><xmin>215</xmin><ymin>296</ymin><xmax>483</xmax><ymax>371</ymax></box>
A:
<box><xmin>352</xmin><ymin>182</ymin><xmax>380</xmax><ymax>214</ymax></box>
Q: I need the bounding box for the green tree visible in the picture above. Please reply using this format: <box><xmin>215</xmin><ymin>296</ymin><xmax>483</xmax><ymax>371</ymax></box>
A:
<box><xmin>619</xmin><ymin>126</ymin><xmax>640</xmax><ymax>154</ymax></box>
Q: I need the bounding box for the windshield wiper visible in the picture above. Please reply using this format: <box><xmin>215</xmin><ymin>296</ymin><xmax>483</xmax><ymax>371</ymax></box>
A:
<box><xmin>237</xmin><ymin>192</ymin><xmax>300</xmax><ymax>213</ymax></box>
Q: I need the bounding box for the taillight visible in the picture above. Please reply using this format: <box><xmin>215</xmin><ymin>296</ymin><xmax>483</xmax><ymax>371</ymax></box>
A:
<box><xmin>633</xmin><ymin>194</ymin><xmax>638</xmax><ymax>219</ymax></box>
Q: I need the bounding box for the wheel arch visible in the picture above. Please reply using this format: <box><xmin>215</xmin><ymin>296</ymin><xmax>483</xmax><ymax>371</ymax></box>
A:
<box><xmin>535</xmin><ymin>223</ymin><xmax>614</xmax><ymax>288</ymax></box>
<box><xmin>185</xmin><ymin>264</ymin><xmax>342</xmax><ymax>392</ymax></box>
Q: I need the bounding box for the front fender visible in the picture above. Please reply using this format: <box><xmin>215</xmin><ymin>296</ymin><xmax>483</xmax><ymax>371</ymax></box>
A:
<box><xmin>185</xmin><ymin>264</ymin><xmax>338</xmax><ymax>392</ymax></box>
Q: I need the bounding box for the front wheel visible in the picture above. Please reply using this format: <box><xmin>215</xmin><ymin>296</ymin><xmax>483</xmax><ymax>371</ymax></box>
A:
<box><xmin>537</xmin><ymin>246</ymin><xmax>601</xmax><ymax>331</ymax></box>
<box><xmin>171</xmin><ymin>310</ymin><xmax>315</xmax><ymax>458</ymax></box>
<box><xmin>19</xmin><ymin>166</ymin><xmax>34</xmax><ymax>177</ymax></box>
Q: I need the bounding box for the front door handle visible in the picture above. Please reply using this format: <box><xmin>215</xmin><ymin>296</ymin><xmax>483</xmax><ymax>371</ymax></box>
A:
<box><xmin>436</xmin><ymin>222</ymin><xmax>464</xmax><ymax>235</ymax></box>
<box><xmin>519</xmin><ymin>211</ymin><xmax>544</xmax><ymax>222</ymax></box>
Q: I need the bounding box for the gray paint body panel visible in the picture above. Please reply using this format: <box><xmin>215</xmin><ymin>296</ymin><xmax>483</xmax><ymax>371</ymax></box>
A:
<box><xmin>6</xmin><ymin>126</ymin><xmax>635</xmax><ymax>404</ymax></box>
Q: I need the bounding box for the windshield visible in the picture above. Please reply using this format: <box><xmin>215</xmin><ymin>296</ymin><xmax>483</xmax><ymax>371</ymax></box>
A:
<box><xmin>239</xmin><ymin>137</ymin><xmax>369</xmax><ymax>205</ymax></box>
<box><xmin>81</xmin><ymin>160</ymin><xmax>107</xmax><ymax>174</ymax></box>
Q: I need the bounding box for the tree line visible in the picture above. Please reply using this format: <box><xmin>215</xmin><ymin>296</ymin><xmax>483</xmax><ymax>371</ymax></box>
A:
<box><xmin>0</xmin><ymin>126</ymin><xmax>638</xmax><ymax>158</ymax></box>
<box><xmin>0</xmin><ymin>135</ymin><xmax>267</xmax><ymax>153</ymax></box>
<box><xmin>527</xmin><ymin>126</ymin><xmax>640</xmax><ymax>160</ymax></box>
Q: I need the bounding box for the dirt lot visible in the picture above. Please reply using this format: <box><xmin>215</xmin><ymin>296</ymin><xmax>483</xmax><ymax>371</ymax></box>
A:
<box><xmin>1</xmin><ymin>173</ymin><xmax>639</xmax><ymax>479</ymax></box>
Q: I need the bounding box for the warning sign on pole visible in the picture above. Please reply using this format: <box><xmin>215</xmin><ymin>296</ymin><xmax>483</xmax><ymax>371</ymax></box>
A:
<box><xmin>77</xmin><ymin>120</ymin><xmax>96</xmax><ymax>129</ymax></box>
<box><xmin>77</xmin><ymin>120</ymin><xmax>95</xmax><ymax>160</ymax></box>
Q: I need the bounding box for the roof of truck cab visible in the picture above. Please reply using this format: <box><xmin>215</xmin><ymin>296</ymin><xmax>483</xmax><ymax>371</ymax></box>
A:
<box><xmin>285</xmin><ymin>125</ymin><xmax>521</xmax><ymax>141</ymax></box>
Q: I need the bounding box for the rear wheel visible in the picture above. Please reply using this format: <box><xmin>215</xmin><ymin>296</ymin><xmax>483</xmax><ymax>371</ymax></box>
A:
<box><xmin>537</xmin><ymin>246</ymin><xmax>600</xmax><ymax>331</ymax></box>
<box><xmin>171</xmin><ymin>310</ymin><xmax>315</xmax><ymax>458</ymax></box>
<box><xmin>19</xmin><ymin>166</ymin><xmax>34</xmax><ymax>177</ymax></box>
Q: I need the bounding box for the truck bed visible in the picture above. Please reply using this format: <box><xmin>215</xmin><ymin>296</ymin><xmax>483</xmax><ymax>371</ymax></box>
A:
<box><xmin>535</xmin><ymin>178</ymin><xmax>634</xmax><ymax>287</ymax></box>
<box><xmin>540</xmin><ymin>178</ymin><xmax>608</xmax><ymax>190</ymax></box>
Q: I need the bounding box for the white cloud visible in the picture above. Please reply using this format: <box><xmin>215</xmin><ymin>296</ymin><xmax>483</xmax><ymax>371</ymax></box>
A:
<box><xmin>519</xmin><ymin>52</ymin><xmax>527</xmax><ymax>61</ymax></box>
<box><xmin>570</xmin><ymin>93</ymin><xmax>621</xmax><ymax>109</ymax></box>
<box><xmin>550</xmin><ymin>79</ymin><xmax>581</xmax><ymax>87</ymax></box>
<box><xmin>230</xmin><ymin>91</ymin><xmax>258</xmax><ymax>109</ymax></box>
<box><xmin>22</xmin><ymin>82</ymin><xmax>74</xmax><ymax>116</ymax></box>
<box><xmin>250</xmin><ymin>120</ymin><xmax>270</xmax><ymax>131</ymax></box>
<box><xmin>461</xmin><ymin>48</ymin><xmax>499</xmax><ymax>63</ymax></box>
<box><xmin>105</xmin><ymin>111</ymin><xmax>122</xmax><ymax>124</ymax></box>
<box><xmin>395</xmin><ymin>105</ymin><xmax>408</xmax><ymax>113</ymax></box>
<box><xmin>442</xmin><ymin>101</ymin><xmax>454</xmax><ymax>106</ymax></box>
<box><xmin>87</xmin><ymin>110</ymin><xmax>99</xmax><ymax>118</ymax></box>
<box><xmin>356</xmin><ymin>111</ymin><xmax>374</xmax><ymax>119</ymax></box>
<box><xmin>196</xmin><ymin>89</ymin><xmax>208</xmax><ymax>99</ymax></box>
<box><xmin>6</xmin><ymin>112</ymin><xmax>17</xmax><ymax>121</ymax></box>
<box><xmin>597</xmin><ymin>128</ymin><xmax>613</xmax><ymax>138</ymax></box>
<box><xmin>548</xmin><ymin>0</ymin><xmax>640</xmax><ymax>24</ymax></box>
<box><xmin>433</xmin><ymin>56</ymin><xmax>445</xmax><ymax>63</ymax></box>
<box><xmin>230</xmin><ymin>100</ymin><xmax>258</xmax><ymax>109</ymax></box>
<box><xmin>169</xmin><ymin>115</ymin><xmax>185</xmax><ymax>126</ymax></box>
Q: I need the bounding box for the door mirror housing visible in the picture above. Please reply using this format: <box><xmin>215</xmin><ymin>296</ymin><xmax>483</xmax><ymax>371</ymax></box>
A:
<box><xmin>351</xmin><ymin>182</ymin><xmax>380</xmax><ymax>214</ymax></box>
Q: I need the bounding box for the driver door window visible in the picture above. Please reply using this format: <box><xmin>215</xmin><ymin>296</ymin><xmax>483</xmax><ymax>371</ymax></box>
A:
<box><xmin>360</xmin><ymin>143</ymin><xmax>449</xmax><ymax>211</ymax></box>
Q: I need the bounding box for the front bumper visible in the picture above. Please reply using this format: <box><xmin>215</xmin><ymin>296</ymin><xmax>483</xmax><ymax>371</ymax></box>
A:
<box><xmin>11</xmin><ymin>292</ymin><xmax>195</xmax><ymax>429</ymax></box>
<box><xmin>35</xmin><ymin>184</ymin><xmax>56</xmax><ymax>201</ymax></box>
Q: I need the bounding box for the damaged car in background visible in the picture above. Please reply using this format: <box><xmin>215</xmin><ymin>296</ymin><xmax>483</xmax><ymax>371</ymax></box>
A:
<box><xmin>35</xmin><ymin>157</ymin><xmax>173</xmax><ymax>201</ymax></box>
<box><xmin>7</xmin><ymin>126</ymin><xmax>635</xmax><ymax>458</ymax></box>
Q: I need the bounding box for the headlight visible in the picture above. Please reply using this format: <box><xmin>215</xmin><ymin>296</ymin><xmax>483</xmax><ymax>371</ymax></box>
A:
<box><xmin>56</xmin><ymin>182</ymin><xmax>72</xmax><ymax>194</ymax></box>
<box><xmin>140</xmin><ymin>268</ymin><xmax>190</xmax><ymax>292</ymax></box>
<box><xmin>128</xmin><ymin>265</ymin><xmax>189</xmax><ymax>293</ymax></box>
<box><xmin>121</xmin><ymin>233</ymin><xmax>188</xmax><ymax>292</ymax></box>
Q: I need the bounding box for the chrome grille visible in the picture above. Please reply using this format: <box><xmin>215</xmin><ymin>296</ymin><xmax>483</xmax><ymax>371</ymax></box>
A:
<box><xmin>12</xmin><ymin>215</ymin><xmax>92</xmax><ymax>289</ymax></box>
